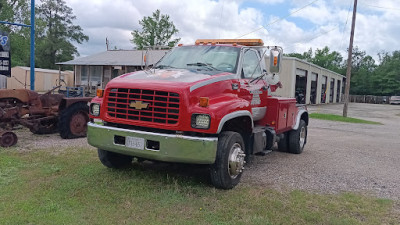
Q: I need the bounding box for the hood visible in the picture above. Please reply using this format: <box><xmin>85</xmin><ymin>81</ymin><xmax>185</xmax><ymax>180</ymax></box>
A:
<box><xmin>120</xmin><ymin>69</ymin><xmax>218</xmax><ymax>82</ymax></box>
<box><xmin>107</xmin><ymin>69</ymin><xmax>233</xmax><ymax>91</ymax></box>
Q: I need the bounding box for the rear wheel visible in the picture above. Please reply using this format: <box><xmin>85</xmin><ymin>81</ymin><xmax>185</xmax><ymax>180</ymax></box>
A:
<box><xmin>277</xmin><ymin>132</ymin><xmax>289</xmax><ymax>152</ymax></box>
<box><xmin>98</xmin><ymin>149</ymin><xmax>133</xmax><ymax>168</ymax></box>
<box><xmin>288</xmin><ymin>120</ymin><xmax>307</xmax><ymax>154</ymax></box>
<box><xmin>210</xmin><ymin>131</ymin><xmax>246</xmax><ymax>189</ymax></box>
<box><xmin>59</xmin><ymin>102</ymin><xmax>89</xmax><ymax>139</ymax></box>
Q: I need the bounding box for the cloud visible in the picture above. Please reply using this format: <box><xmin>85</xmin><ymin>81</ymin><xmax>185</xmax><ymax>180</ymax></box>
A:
<box><xmin>65</xmin><ymin>0</ymin><xmax>399</xmax><ymax>63</ymax></box>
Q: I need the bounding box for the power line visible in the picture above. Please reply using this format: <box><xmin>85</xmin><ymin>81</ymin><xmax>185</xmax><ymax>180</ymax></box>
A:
<box><xmin>236</xmin><ymin>0</ymin><xmax>319</xmax><ymax>38</ymax></box>
<box><xmin>361</xmin><ymin>3</ymin><xmax>400</xmax><ymax>11</ymax></box>
<box><xmin>285</xmin><ymin>27</ymin><xmax>338</xmax><ymax>52</ymax></box>
<box><xmin>339</xmin><ymin>0</ymin><xmax>353</xmax><ymax>51</ymax></box>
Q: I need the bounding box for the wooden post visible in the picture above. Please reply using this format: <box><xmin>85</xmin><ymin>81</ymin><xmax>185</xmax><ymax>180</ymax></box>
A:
<box><xmin>343</xmin><ymin>0</ymin><xmax>358</xmax><ymax>117</ymax></box>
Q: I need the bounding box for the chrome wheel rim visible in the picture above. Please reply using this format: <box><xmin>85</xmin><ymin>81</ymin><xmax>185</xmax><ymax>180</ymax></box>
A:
<box><xmin>228</xmin><ymin>143</ymin><xmax>246</xmax><ymax>179</ymax></box>
<box><xmin>299</xmin><ymin>126</ymin><xmax>306</xmax><ymax>147</ymax></box>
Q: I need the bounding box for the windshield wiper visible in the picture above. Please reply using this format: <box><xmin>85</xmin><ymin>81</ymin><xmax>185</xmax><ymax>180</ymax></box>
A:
<box><xmin>250</xmin><ymin>71</ymin><xmax>267</xmax><ymax>83</ymax></box>
<box><xmin>154</xmin><ymin>64</ymin><xmax>176</xmax><ymax>69</ymax></box>
<box><xmin>186</xmin><ymin>62</ymin><xmax>220</xmax><ymax>71</ymax></box>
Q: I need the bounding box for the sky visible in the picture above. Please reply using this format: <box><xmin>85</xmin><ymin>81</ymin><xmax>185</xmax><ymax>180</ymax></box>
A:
<box><xmin>64</xmin><ymin>0</ymin><xmax>400</xmax><ymax>62</ymax></box>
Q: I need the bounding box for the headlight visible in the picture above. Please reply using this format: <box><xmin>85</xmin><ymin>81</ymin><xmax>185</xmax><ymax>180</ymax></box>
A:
<box><xmin>191</xmin><ymin>114</ymin><xmax>210</xmax><ymax>129</ymax></box>
<box><xmin>90</xmin><ymin>103</ymin><xmax>100</xmax><ymax>116</ymax></box>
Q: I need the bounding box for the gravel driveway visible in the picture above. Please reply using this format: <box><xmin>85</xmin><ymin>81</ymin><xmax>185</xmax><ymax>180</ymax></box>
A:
<box><xmin>245</xmin><ymin>103</ymin><xmax>400</xmax><ymax>200</ymax></box>
<box><xmin>8</xmin><ymin>103</ymin><xmax>400</xmax><ymax>200</ymax></box>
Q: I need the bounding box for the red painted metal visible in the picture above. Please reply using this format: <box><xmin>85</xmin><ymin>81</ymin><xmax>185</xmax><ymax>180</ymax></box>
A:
<box><xmin>90</xmin><ymin>44</ymin><xmax>301</xmax><ymax>136</ymax></box>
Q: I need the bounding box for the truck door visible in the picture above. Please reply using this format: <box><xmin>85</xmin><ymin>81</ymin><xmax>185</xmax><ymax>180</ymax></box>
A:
<box><xmin>238</xmin><ymin>48</ymin><xmax>268</xmax><ymax>121</ymax></box>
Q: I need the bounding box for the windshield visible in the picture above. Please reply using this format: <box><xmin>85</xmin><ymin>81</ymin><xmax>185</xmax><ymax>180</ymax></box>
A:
<box><xmin>155</xmin><ymin>45</ymin><xmax>240</xmax><ymax>74</ymax></box>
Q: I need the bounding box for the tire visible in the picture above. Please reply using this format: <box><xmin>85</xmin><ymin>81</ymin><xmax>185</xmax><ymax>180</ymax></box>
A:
<box><xmin>288</xmin><ymin>120</ymin><xmax>307</xmax><ymax>154</ymax></box>
<box><xmin>59</xmin><ymin>102</ymin><xmax>89</xmax><ymax>139</ymax></box>
<box><xmin>98</xmin><ymin>149</ymin><xmax>133</xmax><ymax>168</ymax></box>
<box><xmin>210</xmin><ymin>131</ymin><xmax>246</xmax><ymax>189</ymax></box>
<box><xmin>277</xmin><ymin>132</ymin><xmax>289</xmax><ymax>152</ymax></box>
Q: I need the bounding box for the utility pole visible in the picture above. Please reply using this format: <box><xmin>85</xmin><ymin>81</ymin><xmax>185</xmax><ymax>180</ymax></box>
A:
<box><xmin>30</xmin><ymin>0</ymin><xmax>35</xmax><ymax>91</ymax></box>
<box><xmin>343</xmin><ymin>0</ymin><xmax>358</xmax><ymax>117</ymax></box>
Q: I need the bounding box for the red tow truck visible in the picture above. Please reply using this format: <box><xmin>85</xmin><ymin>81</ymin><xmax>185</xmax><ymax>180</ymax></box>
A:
<box><xmin>87</xmin><ymin>39</ymin><xmax>308</xmax><ymax>189</ymax></box>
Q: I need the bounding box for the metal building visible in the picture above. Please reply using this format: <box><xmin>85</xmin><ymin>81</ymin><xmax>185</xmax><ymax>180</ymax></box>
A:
<box><xmin>7</xmin><ymin>67</ymin><xmax>74</xmax><ymax>92</ymax></box>
<box><xmin>57</xmin><ymin>50</ymin><xmax>168</xmax><ymax>91</ymax></box>
<box><xmin>274</xmin><ymin>57</ymin><xmax>346</xmax><ymax>104</ymax></box>
<box><xmin>0</xmin><ymin>75</ymin><xmax>6</xmax><ymax>89</ymax></box>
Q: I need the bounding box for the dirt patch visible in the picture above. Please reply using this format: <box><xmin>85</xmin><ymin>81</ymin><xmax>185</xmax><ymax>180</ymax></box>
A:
<box><xmin>9</xmin><ymin>127</ymin><xmax>92</xmax><ymax>152</ymax></box>
<box><xmin>244</xmin><ymin>103</ymin><xmax>400</xmax><ymax>200</ymax></box>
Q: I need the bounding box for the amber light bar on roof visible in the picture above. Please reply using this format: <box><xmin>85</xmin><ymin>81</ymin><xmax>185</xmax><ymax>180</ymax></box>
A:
<box><xmin>195</xmin><ymin>39</ymin><xmax>264</xmax><ymax>46</ymax></box>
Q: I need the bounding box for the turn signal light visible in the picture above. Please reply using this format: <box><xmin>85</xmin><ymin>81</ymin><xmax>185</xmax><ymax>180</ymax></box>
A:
<box><xmin>273</xmin><ymin>56</ymin><xmax>278</xmax><ymax>66</ymax></box>
<box><xmin>199</xmin><ymin>97</ymin><xmax>209</xmax><ymax>107</ymax></box>
<box><xmin>96</xmin><ymin>89</ymin><xmax>104</xmax><ymax>98</ymax></box>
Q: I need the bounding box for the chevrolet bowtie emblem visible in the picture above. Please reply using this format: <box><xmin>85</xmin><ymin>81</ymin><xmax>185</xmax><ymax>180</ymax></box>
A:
<box><xmin>129</xmin><ymin>101</ymin><xmax>149</xmax><ymax>110</ymax></box>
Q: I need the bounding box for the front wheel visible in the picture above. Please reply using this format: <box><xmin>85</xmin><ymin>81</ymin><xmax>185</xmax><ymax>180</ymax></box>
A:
<box><xmin>288</xmin><ymin>120</ymin><xmax>307</xmax><ymax>154</ymax></box>
<box><xmin>98</xmin><ymin>149</ymin><xmax>133</xmax><ymax>168</ymax></box>
<box><xmin>210</xmin><ymin>131</ymin><xmax>246</xmax><ymax>189</ymax></box>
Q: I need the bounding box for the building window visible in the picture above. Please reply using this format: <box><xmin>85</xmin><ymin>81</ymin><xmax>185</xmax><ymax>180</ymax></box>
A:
<box><xmin>90</xmin><ymin>66</ymin><xmax>102</xmax><ymax>86</ymax></box>
<box><xmin>80</xmin><ymin>65</ymin><xmax>89</xmax><ymax>84</ymax></box>
<box><xmin>80</xmin><ymin>65</ymin><xmax>102</xmax><ymax>87</ymax></box>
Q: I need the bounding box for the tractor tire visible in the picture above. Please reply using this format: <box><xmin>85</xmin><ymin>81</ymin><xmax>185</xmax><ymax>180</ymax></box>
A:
<box><xmin>287</xmin><ymin>120</ymin><xmax>307</xmax><ymax>154</ymax></box>
<box><xmin>59</xmin><ymin>102</ymin><xmax>89</xmax><ymax>139</ymax></box>
<box><xmin>98</xmin><ymin>149</ymin><xmax>133</xmax><ymax>168</ymax></box>
<box><xmin>210</xmin><ymin>131</ymin><xmax>246</xmax><ymax>189</ymax></box>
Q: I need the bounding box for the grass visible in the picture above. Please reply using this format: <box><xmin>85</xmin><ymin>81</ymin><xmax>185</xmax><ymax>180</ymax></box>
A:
<box><xmin>309</xmin><ymin>113</ymin><xmax>382</xmax><ymax>124</ymax></box>
<box><xmin>0</xmin><ymin>147</ymin><xmax>398</xmax><ymax>225</ymax></box>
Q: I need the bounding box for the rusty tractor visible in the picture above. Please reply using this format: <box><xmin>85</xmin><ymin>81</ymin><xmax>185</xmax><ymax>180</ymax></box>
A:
<box><xmin>0</xmin><ymin>88</ymin><xmax>92</xmax><ymax>147</ymax></box>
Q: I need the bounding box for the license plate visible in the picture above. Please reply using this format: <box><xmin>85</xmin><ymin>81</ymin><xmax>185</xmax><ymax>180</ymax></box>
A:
<box><xmin>125</xmin><ymin>136</ymin><xmax>145</xmax><ymax>150</ymax></box>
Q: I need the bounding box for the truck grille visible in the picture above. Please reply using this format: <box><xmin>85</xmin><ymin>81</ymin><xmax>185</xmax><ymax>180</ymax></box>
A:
<box><xmin>105</xmin><ymin>88</ymin><xmax>180</xmax><ymax>125</ymax></box>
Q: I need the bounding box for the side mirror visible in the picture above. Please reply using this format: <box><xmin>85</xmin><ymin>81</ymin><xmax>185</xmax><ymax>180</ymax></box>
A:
<box><xmin>269</xmin><ymin>47</ymin><xmax>283</xmax><ymax>74</ymax></box>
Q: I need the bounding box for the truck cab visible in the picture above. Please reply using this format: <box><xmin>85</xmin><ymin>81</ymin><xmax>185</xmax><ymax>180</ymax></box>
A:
<box><xmin>87</xmin><ymin>39</ymin><xmax>308</xmax><ymax>189</ymax></box>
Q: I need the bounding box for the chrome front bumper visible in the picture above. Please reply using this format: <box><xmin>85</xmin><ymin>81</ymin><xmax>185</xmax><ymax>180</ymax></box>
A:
<box><xmin>87</xmin><ymin>122</ymin><xmax>218</xmax><ymax>164</ymax></box>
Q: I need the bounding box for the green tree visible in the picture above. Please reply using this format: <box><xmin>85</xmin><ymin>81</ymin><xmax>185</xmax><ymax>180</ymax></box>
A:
<box><xmin>35</xmin><ymin>0</ymin><xmax>88</xmax><ymax>69</ymax></box>
<box><xmin>285</xmin><ymin>48</ymin><xmax>312</xmax><ymax>61</ymax></box>
<box><xmin>131</xmin><ymin>9</ymin><xmax>180</xmax><ymax>50</ymax></box>
<box><xmin>311</xmin><ymin>46</ymin><xmax>344</xmax><ymax>74</ymax></box>
<box><xmin>350</xmin><ymin>55</ymin><xmax>376</xmax><ymax>95</ymax></box>
<box><xmin>0</xmin><ymin>0</ymin><xmax>31</xmax><ymax>67</ymax></box>
<box><xmin>372</xmin><ymin>51</ymin><xmax>400</xmax><ymax>96</ymax></box>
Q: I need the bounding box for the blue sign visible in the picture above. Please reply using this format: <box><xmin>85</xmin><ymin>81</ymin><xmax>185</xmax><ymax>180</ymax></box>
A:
<box><xmin>0</xmin><ymin>30</ymin><xmax>11</xmax><ymax>77</ymax></box>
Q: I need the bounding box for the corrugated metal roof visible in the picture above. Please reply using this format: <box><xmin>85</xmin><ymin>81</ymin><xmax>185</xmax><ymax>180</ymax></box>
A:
<box><xmin>16</xmin><ymin>66</ymin><xmax>71</xmax><ymax>75</ymax></box>
<box><xmin>56</xmin><ymin>50</ymin><xmax>169</xmax><ymax>66</ymax></box>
